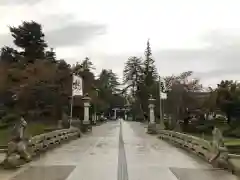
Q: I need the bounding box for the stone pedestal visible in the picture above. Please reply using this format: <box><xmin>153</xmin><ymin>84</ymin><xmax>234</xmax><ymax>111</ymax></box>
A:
<box><xmin>147</xmin><ymin>96</ymin><xmax>157</xmax><ymax>134</ymax></box>
<box><xmin>81</xmin><ymin>95</ymin><xmax>92</xmax><ymax>132</ymax></box>
<box><xmin>113</xmin><ymin>109</ymin><xmax>117</xmax><ymax>120</ymax></box>
<box><xmin>156</xmin><ymin>124</ymin><xmax>163</xmax><ymax>132</ymax></box>
<box><xmin>156</xmin><ymin>115</ymin><xmax>165</xmax><ymax>131</ymax></box>
<box><xmin>92</xmin><ymin>114</ymin><xmax>97</xmax><ymax>125</ymax></box>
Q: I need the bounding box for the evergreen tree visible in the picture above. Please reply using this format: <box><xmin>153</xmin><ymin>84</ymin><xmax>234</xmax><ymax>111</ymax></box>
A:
<box><xmin>98</xmin><ymin>69</ymin><xmax>119</xmax><ymax>93</ymax></box>
<box><xmin>95</xmin><ymin>69</ymin><xmax>122</xmax><ymax>114</ymax></box>
<box><xmin>143</xmin><ymin>39</ymin><xmax>158</xmax><ymax>86</ymax></box>
<box><xmin>135</xmin><ymin>40</ymin><xmax>158</xmax><ymax>115</ymax></box>
<box><xmin>122</xmin><ymin>40</ymin><xmax>159</xmax><ymax>119</ymax></box>
<box><xmin>123</xmin><ymin>56</ymin><xmax>143</xmax><ymax>96</ymax></box>
<box><xmin>80</xmin><ymin>57</ymin><xmax>95</xmax><ymax>71</ymax></box>
<box><xmin>10</xmin><ymin>21</ymin><xmax>47</xmax><ymax>61</ymax></box>
<box><xmin>45</xmin><ymin>48</ymin><xmax>56</xmax><ymax>62</ymax></box>
<box><xmin>0</xmin><ymin>46</ymin><xmax>19</xmax><ymax>63</ymax></box>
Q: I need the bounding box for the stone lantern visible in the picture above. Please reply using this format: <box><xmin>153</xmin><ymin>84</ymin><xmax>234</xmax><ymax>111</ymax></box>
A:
<box><xmin>82</xmin><ymin>94</ymin><xmax>92</xmax><ymax>132</ymax></box>
<box><xmin>124</xmin><ymin>103</ymin><xmax>130</xmax><ymax>121</ymax></box>
<box><xmin>147</xmin><ymin>95</ymin><xmax>157</xmax><ymax>134</ymax></box>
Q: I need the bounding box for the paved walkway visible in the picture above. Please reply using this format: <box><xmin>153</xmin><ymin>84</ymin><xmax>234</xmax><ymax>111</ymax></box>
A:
<box><xmin>1</xmin><ymin>120</ymin><xmax>238</xmax><ymax>180</ymax></box>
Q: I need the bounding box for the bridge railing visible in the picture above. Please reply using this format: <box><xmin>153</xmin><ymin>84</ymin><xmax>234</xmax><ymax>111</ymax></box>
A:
<box><xmin>158</xmin><ymin>130</ymin><xmax>240</xmax><ymax>175</ymax></box>
<box><xmin>158</xmin><ymin>130</ymin><xmax>213</xmax><ymax>160</ymax></box>
<box><xmin>2</xmin><ymin>127</ymin><xmax>81</xmax><ymax>168</ymax></box>
<box><xmin>28</xmin><ymin>127</ymin><xmax>81</xmax><ymax>156</ymax></box>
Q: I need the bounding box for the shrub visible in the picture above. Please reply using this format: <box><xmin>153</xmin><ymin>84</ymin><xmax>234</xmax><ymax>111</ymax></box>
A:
<box><xmin>1</xmin><ymin>113</ymin><xmax>19</xmax><ymax>124</ymax></box>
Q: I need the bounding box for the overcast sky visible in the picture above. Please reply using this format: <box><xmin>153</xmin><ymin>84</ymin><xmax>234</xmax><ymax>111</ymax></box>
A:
<box><xmin>0</xmin><ymin>0</ymin><xmax>240</xmax><ymax>87</ymax></box>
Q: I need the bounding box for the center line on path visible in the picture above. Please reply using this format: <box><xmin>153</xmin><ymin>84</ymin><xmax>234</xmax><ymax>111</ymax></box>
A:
<box><xmin>117</xmin><ymin>120</ymin><xmax>128</xmax><ymax>180</ymax></box>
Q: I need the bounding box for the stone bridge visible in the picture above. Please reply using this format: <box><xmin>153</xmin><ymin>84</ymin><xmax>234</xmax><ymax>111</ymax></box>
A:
<box><xmin>0</xmin><ymin>120</ymin><xmax>238</xmax><ymax>180</ymax></box>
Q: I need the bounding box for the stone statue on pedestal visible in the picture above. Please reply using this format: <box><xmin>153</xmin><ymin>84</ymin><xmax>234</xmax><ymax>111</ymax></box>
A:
<box><xmin>212</xmin><ymin>127</ymin><xmax>224</xmax><ymax>153</ymax></box>
<box><xmin>3</xmin><ymin>116</ymin><xmax>31</xmax><ymax>168</ymax></box>
<box><xmin>209</xmin><ymin>126</ymin><xmax>228</xmax><ymax>168</ymax></box>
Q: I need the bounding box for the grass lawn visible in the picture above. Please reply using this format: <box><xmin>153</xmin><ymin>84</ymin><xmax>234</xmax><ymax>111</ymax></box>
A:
<box><xmin>188</xmin><ymin>132</ymin><xmax>240</xmax><ymax>146</ymax></box>
<box><xmin>0</xmin><ymin>128</ymin><xmax>9</xmax><ymax>147</ymax></box>
<box><xmin>185</xmin><ymin>122</ymin><xmax>240</xmax><ymax>146</ymax></box>
<box><xmin>224</xmin><ymin>139</ymin><xmax>240</xmax><ymax>146</ymax></box>
<box><xmin>188</xmin><ymin>133</ymin><xmax>213</xmax><ymax>141</ymax></box>
<box><xmin>0</xmin><ymin>123</ymin><xmax>57</xmax><ymax>146</ymax></box>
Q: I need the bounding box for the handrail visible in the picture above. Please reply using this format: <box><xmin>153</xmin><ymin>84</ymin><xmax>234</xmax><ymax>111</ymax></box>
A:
<box><xmin>158</xmin><ymin>130</ymin><xmax>222</xmax><ymax>164</ymax></box>
<box><xmin>2</xmin><ymin>127</ymin><xmax>81</xmax><ymax>168</ymax></box>
<box><xmin>28</xmin><ymin>127</ymin><xmax>80</xmax><ymax>155</ymax></box>
<box><xmin>158</xmin><ymin>130</ymin><xmax>240</xmax><ymax>175</ymax></box>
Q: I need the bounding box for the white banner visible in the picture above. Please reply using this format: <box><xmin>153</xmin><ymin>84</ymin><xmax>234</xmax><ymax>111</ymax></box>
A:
<box><xmin>72</xmin><ymin>75</ymin><xmax>83</xmax><ymax>96</ymax></box>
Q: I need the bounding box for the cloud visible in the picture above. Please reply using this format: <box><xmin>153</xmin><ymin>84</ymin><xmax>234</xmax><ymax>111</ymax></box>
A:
<box><xmin>157</xmin><ymin>30</ymin><xmax>240</xmax><ymax>73</ymax></box>
<box><xmin>194</xmin><ymin>68</ymin><xmax>240</xmax><ymax>79</ymax></box>
<box><xmin>39</xmin><ymin>14</ymin><xmax>75</xmax><ymax>31</ymax></box>
<box><xmin>0</xmin><ymin>15</ymin><xmax>107</xmax><ymax>49</ymax></box>
<box><xmin>93</xmin><ymin>30</ymin><xmax>240</xmax><ymax>87</ymax></box>
<box><xmin>204</xmin><ymin>30</ymin><xmax>240</xmax><ymax>49</ymax></box>
<box><xmin>46</xmin><ymin>22</ymin><xmax>107</xmax><ymax>47</ymax></box>
<box><xmin>0</xmin><ymin>0</ymin><xmax>43</xmax><ymax>6</ymax></box>
<box><xmin>0</xmin><ymin>33</ymin><xmax>14</xmax><ymax>47</ymax></box>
